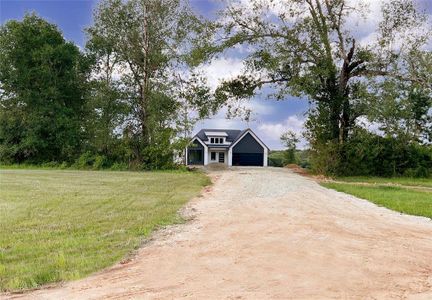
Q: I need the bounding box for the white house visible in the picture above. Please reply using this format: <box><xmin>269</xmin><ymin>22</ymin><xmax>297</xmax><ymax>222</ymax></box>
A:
<box><xmin>186</xmin><ymin>128</ymin><xmax>269</xmax><ymax>167</ymax></box>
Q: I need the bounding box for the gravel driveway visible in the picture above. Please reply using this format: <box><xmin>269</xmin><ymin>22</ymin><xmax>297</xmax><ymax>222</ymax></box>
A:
<box><xmin>10</xmin><ymin>168</ymin><xmax>432</xmax><ymax>299</ymax></box>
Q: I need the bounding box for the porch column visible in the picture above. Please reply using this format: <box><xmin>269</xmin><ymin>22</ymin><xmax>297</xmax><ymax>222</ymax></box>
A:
<box><xmin>203</xmin><ymin>146</ymin><xmax>209</xmax><ymax>165</ymax></box>
<box><xmin>228</xmin><ymin>148</ymin><xmax>232</xmax><ymax>166</ymax></box>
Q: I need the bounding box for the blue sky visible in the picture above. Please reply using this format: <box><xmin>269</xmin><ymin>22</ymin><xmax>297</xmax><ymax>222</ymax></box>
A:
<box><xmin>1</xmin><ymin>0</ymin><xmax>431</xmax><ymax>149</ymax></box>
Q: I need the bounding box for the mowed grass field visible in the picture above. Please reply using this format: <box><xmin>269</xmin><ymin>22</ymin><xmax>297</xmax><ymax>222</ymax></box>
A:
<box><xmin>0</xmin><ymin>169</ymin><xmax>210</xmax><ymax>291</ymax></box>
<box><xmin>322</xmin><ymin>177</ymin><xmax>432</xmax><ymax>219</ymax></box>
<box><xmin>333</xmin><ymin>176</ymin><xmax>432</xmax><ymax>188</ymax></box>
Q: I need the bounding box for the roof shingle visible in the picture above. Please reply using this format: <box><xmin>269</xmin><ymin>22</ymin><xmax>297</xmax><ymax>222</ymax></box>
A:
<box><xmin>195</xmin><ymin>129</ymin><xmax>242</xmax><ymax>142</ymax></box>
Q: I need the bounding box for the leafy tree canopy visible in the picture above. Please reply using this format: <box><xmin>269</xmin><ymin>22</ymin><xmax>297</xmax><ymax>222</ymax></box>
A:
<box><xmin>0</xmin><ymin>13</ymin><xmax>90</xmax><ymax>163</ymax></box>
<box><xmin>197</xmin><ymin>0</ymin><xmax>431</xmax><ymax>145</ymax></box>
<box><xmin>86</xmin><ymin>0</ymin><xmax>214</xmax><ymax>167</ymax></box>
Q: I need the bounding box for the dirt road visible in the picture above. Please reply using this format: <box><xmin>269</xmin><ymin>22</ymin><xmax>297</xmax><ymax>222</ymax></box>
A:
<box><xmin>9</xmin><ymin>168</ymin><xmax>432</xmax><ymax>299</ymax></box>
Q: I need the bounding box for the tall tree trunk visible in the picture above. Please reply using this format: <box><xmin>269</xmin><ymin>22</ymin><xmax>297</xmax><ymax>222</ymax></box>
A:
<box><xmin>139</xmin><ymin>86</ymin><xmax>149</xmax><ymax>145</ymax></box>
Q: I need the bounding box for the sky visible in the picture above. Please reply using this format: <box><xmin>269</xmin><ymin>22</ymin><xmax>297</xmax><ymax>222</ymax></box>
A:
<box><xmin>1</xmin><ymin>0</ymin><xmax>431</xmax><ymax>149</ymax></box>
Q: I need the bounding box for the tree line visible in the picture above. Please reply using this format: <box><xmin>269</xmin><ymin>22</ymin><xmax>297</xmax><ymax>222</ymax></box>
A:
<box><xmin>0</xmin><ymin>0</ymin><xmax>431</xmax><ymax>176</ymax></box>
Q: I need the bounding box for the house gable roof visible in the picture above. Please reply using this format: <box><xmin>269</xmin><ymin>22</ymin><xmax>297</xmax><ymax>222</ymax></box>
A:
<box><xmin>230</xmin><ymin>128</ymin><xmax>269</xmax><ymax>151</ymax></box>
<box><xmin>190</xmin><ymin>128</ymin><xmax>269</xmax><ymax>150</ymax></box>
<box><xmin>194</xmin><ymin>129</ymin><xmax>242</xmax><ymax>142</ymax></box>
<box><xmin>188</xmin><ymin>136</ymin><xmax>207</xmax><ymax>149</ymax></box>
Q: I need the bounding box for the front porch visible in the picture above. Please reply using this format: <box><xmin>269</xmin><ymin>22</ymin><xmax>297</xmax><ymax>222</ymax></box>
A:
<box><xmin>208</xmin><ymin>149</ymin><xmax>228</xmax><ymax>165</ymax></box>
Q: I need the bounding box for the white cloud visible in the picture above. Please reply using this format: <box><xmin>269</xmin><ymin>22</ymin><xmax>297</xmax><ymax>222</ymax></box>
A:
<box><xmin>345</xmin><ymin>0</ymin><xmax>389</xmax><ymax>36</ymax></box>
<box><xmin>230</xmin><ymin>0</ymin><xmax>388</xmax><ymax>40</ymax></box>
<box><xmin>195</xmin><ymin>117</ymin><xmax>247</xmax><ymax>130</ymax></box>
<box><xmin>197</xmin><ymin>56</ymin><xmax>245</xmax><ymax>91</ymax></box>
<box><xmin>245</xmin><ymin>99</ymin><xmax>275</xmax><ymax>116</ymax></box>
<box><xmin>257</xmin><ymin>115</ymin><xmax>306</xmax><ymax>149</ymax></box>
<box><xmin>356</xmin><ymin>116</ymin><xmax>384</xmax><ymax>135</ymax></box>
<box><xmin>358</xmin><ymin>31</ymin><xmax>379</xmax><ymax>47</ymax></box>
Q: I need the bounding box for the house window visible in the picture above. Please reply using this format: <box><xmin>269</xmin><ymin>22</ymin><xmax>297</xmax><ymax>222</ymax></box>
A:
<box><xmin>211</xmin><ymin>152</ymin><xmax>216</xmax><ymax>160</ymax></box>
<box><xmin>209</xmin><ymin>137</ymin><xmax>224</xmax><ymax>144</ymax></box>
<box><xmin>188</xmin><ymin>150</ymin><xmax>203</xmax><ymax>164</ymax></box>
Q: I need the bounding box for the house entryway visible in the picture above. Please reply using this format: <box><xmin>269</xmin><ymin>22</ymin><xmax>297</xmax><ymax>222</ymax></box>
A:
<box><xmin>210</xmin><ymin>151</ymin><xmax>225</xmax><ymax>164</ymax></box>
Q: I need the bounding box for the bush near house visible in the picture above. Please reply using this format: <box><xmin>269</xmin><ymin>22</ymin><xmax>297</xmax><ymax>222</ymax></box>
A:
<box><xmin>268</xmin><ymin>150</ymin><xmax>311</xmax><ymax>169</ymax></box>
<box><xmin>310</xmin><ymin>129</ymin><xmax>432</xmax><ymax>177</ymax></box>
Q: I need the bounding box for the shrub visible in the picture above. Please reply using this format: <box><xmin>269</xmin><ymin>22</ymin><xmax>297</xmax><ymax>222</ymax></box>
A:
<box><xmin>268</xmin><ymin>151</ymin><xmax>285</xmax><ymax>167</ymax></box>
<box><xmin>74</xmin><ymin>152</ymin><xmax>95</xmax><ymax>169</ymax></box>
<box><xmin>310</xmin><ymin>128</ymin><xmax>432</xmax><ymax>177</ymax></box>
<box><xmin>59</xmin><ymin>162</ymin><xmax>69</xmax><ymax>169</ymax></box>
<box><xmin>299</xmin><ymin>160</ymin><xmax>311</xmax><ymax>169</ymax></box>
<box><xmin>110</xmin><ymin>162</ymin><xmax>128</xmax><ymax>171</ymax></box>
<box><xmin>268</xmin><ymin>156</ymin><xmax>284</xmax><ymax>167</ymax></box>
<box><xmin>40</xmin><ymin>162</ymin><xmax>60</xmax><ymax>168</ymax></box>
<box><xmin>296</xmin><ymin>150</ymin><xmax>311</xmax><ymax>169</ymax></box>
<box><xmin>93</xmin><ymin>155</ymin><xmax>108</xmax><ymax>170</ymax></box>
<box><xmin>403</xmin><ymin>167</ymin><xmax>430</xmax><ymax>178</ymax></box>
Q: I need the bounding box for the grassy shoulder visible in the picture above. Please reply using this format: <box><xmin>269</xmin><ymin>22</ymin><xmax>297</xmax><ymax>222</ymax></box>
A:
<box><xmin>334</xmin><ymin>176</ymin><xmax>432</xmax><ymax>188</ymax></box>
<box><xmin>321</xmin><ymin>182</ymin><xmax>432</xmax><ymax>219</ymax></box>
<box><xmin>0</xmin><ymin>169</ymin><xmax>210</xmax><ymax>292</ymax></box>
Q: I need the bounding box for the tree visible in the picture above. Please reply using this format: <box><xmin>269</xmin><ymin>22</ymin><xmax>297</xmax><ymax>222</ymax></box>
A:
<box><xmin>84</xmin><ymin>27</ymin><xmax>130</xmax><ymax>163</ymax></box>
<box><xmin>0</xmin><ymin>14</ymin><xmax>89</xmax><ymax>163</ymax></box>
<box><xmin>280</xmin><ymin>130</ymin><xmax>299</xmax><ymax>164</ymax></box>
<box><xmin>365</xmin><ymin>80</ymin><xmax>432</xmax><ymax>143</ymax></box>
<box><xmin>83</xmin><ymin>79</ymin><xmax>129</xmax><ymax>162</ymax></box>
<box><xmin>198</xmin><ymin>0</ymin><xmax>430</xmax><ymax>170</ymax></box>
<box><xmin>86</xmin><ymin>0</ymin><xmax>213</xmax><ymax>168</ymax></box>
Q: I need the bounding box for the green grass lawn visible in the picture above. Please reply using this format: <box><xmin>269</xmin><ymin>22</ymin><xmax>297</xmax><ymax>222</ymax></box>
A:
<box><xmin>0</xmin><ymin>169</ymin><xmax>210</xmax><ymax>292</ymax></box>
<box><xmin>322</xmin><ymin>182</ymin><xmax>432</xmax><ymax>219</ymax></box>
<box><xmin>334</xmin><ymin>176</ymin><xmax>432</xmax><ymax>188</ymax></box>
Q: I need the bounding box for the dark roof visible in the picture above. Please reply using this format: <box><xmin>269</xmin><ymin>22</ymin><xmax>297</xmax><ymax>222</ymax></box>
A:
<box><xmin>195</xmin><ymin>129</ymin><xmax>242</xmax><ymax>142</ymax></box>
<box><xmin>192</xmin><ymin>128</ymin><xmax>269</xmax><ymax>150</ymax></box>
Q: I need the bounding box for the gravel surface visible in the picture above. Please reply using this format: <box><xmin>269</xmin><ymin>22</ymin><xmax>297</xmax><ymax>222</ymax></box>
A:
<box><xmin>7</xmin><ymin>167</ymin><xmax>432</xmax><ymax>299</ymax></box>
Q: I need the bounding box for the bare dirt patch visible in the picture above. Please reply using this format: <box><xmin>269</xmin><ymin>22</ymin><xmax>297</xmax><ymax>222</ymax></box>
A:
<box><xmin>6</xmin><ymin>167</ymin><xmax>432</xmax><ymax>299</ymax></box>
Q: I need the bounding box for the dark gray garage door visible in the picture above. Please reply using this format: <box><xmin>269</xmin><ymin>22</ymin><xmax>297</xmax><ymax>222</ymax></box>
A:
<box><xmin>232</xmin><ymin>133</ymin><xmax>264</xmax><ymax>166</ymax></box>
<box><xmin>232</xmin><ymin>153</ymin><xmax>263</xmax><ymax>166</ymax></box>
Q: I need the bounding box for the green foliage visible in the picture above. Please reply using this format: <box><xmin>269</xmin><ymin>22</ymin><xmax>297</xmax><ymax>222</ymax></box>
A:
<box><xmin>93</xmin><ymin>155</ymin><xmax>108</xmax><ymax>170</ymax></box>
<box><xmin>366</xmin><ymin>81</ymin><xmax>432</xmax><ymax>142</ymax></box>
<box><xmin>71</xmin><ymin>152</ymin><xmax>115</xmax><ymax>170</ymax></box>
<box><xmin>0</xmin><ymin>7</ymin><xmax>214</xmax><ymax>170</ymax></box>
<box><xmin>268</xmin><ymin>150</ymin><xmax>311</xmax><ymax>168</ymax></box>
<box><xmin>84</xmin><ymin>0</ymin><xmax>213</xmax><ymax>169</ymax></box>
<box><xmin>203</xmin><ymin>0</ymin><xmax>431</xmax><ymax>177</ymax></box>
<box><xmin>2</xmin><ymin>2</ymin><xmax>430</xmax><ymax>175</ymax></box>
<box><xmin>74</xmin><ymin>151</ymin><xmax>96</xmax><ymax>169</ymax></box>
<box><xmin>0</xmin><ymin>14</ymin><xmax>90</xmax><ymax>164</ymax></box>
<box><xmin>40</xmin><ymin>162</ymin><xmax>62</xmax><ymax>169</ymax></box>
<box><xmin>110</xmin><ymin>162</ymin><xmax>128</xmax><ymax>171</ymax></box>
<box><xmin>280</xmin><ymin>130</ymin><xmax>299</xmax><ymax>165</ymax></box>
<box><xmin>311</xmin><ymin>128</ymin><xmax>432</xmax><ymax>177</ymax></box>
<box><xmin>296</xmin><ymin>150</ymin><xmax>311</xmax><ymax>169</ymax></box>
<box><xmin>268</xmin><ymin>151</ymin><xmax>285</xmax><ymax>167</ymax></box>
